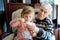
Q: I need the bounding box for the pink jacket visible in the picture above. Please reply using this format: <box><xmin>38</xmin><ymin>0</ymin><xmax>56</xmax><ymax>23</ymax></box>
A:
<box><xmin>10</xmin><ymin>19</ymin><xmax>32</xmax><ymax>40</ymax></box>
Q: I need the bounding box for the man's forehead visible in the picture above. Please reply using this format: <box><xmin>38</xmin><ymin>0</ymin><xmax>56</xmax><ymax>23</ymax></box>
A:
<box><xmin>40</xmin><ymin>6</ymin><xmax>47</xmax><ymax>10</ymax></box>
<box><xmin>39</xmin><ymin>7</ymin><xmax>48</xmax><ymax>12</ymax></box>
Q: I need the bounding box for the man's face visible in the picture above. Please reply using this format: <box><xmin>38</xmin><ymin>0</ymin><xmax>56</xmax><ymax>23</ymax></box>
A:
<box><xmin>37</xmin><ymin>7</ymin><xmax>49</xmax><ymax>20</ymax></box>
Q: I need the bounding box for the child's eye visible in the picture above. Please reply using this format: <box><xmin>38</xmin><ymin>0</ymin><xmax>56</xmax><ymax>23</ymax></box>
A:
<box><xmin>24</xmin><ymin>16</ymin><xmax>28</xmax><ymax>18</ymax></box>
<box><xmin>28</xmin><ymin>16</ymin><xmax>31</xmax><ymax>18</ymax></box>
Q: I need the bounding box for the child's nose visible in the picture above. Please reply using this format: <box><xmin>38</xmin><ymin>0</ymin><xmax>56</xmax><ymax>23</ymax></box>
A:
<box><xmin>27</xmin><ymin>17</ymin><xmax>29</xmax><ymax>20</ymax></box>
<box><xmin>41</xmin><ymin>12</ymin><xmax>44</xmax><ymax>15</ymax></box>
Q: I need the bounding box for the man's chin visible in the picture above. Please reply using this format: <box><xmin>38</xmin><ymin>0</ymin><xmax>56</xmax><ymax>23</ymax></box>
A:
<box><xmin>39</xmin><ymin>17</ymin><xmax>45</xmax><ymax>20</ymax></box>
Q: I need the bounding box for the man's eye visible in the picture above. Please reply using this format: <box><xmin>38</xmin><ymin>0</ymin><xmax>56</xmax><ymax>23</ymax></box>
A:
<box><xmin>44</xmin><ymin>11</ymin><xmax>47</xmax><ymax>13</ymax></box>
<box><xmin>40</xmin><ymin>9</ymin><xmax>43</xmax><ymax>12</ymax></box>
<box><xmin>25</xmin><ymin>16</ymin><xmax>28</xmax><ymax>18</ymax></box>
<box><xmin>44</xmin><ymin>10</ymin><xmax>47</xmax><ymax>13</ymax></box>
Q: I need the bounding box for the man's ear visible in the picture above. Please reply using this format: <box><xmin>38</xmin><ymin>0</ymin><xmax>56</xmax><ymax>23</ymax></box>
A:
<box><xmin>48</xmin><ymin>13</ymin><xmax>52</xmax><ymax>19</ymax></box>
<box><xmin>48</xmin><ymin>13</ymin><xmax>51</xmax><ymax>18</ymax></box>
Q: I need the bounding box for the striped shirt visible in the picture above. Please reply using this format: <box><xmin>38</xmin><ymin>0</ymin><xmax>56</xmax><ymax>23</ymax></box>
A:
<box><xmin>34</xmin><ymin>18</ymin><xmax>54</xmax><ymax>34</ymax></box>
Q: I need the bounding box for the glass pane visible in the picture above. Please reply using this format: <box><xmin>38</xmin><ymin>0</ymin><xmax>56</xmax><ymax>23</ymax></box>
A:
<box><xmin>25</xmin><ymin>0</ymin><xmax>31</xmax><ymax>4</ymax></box>
<box><xmin>39</xmin><ymin>0</ymin><xmax>54</xmax><ymax>4</ymax></box>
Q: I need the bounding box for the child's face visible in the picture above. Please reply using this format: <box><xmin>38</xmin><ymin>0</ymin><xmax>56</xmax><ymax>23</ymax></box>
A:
<box><xmin>23</xmin><ymin>14</ymin><xmax>33</xmax><ymax>22</ymax></box>
<box><xmin>37</xmin><ymin>7</ymin><xmax>49</xmax><ymax>20</ymax></box>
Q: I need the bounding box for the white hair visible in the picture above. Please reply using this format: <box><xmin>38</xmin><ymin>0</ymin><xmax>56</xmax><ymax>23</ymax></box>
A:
<box><xmin>41</xmin><ymin>3</ymin><xmax>53</xmax><ymax>14</ymax></box>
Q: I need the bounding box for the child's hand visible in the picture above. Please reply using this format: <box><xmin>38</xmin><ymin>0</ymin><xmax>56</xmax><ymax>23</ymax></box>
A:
<box><xmin>10</xmin><ymin>19</ymin><xmax>21</xmax><ymax>27</ymax></box>
<box><xmin>10</xmin><ymin>18</ymin><xmax>26</xmax><ymax>28</ymax></box>
<box><xmin>26</xmin><ymin>22</ymin><xmax>36</xmax><ymax>30</ymax></box>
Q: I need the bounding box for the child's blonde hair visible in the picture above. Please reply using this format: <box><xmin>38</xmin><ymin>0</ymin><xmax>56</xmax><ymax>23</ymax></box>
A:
<box><xmin>21</xmin><ymin>6</ymin><xmax>35</xmax><ymax>20</ymax></box>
